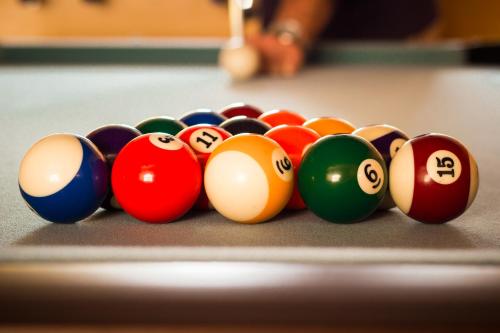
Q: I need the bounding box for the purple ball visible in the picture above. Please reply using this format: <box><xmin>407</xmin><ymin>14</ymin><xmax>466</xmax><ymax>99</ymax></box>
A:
<box><xmin>87</xmin><ymin>124</ymin><xmax>141</xmax><ymax>211</ymax></box>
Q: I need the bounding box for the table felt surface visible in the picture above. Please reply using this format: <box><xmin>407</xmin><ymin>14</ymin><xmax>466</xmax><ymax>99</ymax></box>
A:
<box><xmin>1</xmin><ymin>64</ymin><xmax>499</xmax><ymax>264</ymax></box>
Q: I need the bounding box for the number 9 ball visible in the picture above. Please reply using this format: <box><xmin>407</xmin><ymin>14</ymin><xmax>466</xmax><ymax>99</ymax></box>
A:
<box><xmin>298</xmin><ymin>134</ymin><xmax>388</xmax><ymax>223</ymax></box>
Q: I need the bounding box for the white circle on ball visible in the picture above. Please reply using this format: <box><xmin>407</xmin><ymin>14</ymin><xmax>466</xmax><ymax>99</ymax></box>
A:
<box><xmin>272</xmin><ymin>149</ymin><xmax>293</xmax><ymax>182</ymax></box>
<box><xmin>357</xmin><ymin>159</ymin><xmax>385</xmax><ymax>195</ymax></box>
<box><xmin>19</xmin><ymin>134</ymin><xmax>83</xmax><ymax>197</ymax></box>
<box><xmin>189</xmin><ymin>128</ymin><xmax>224</xmax><ymax>154</ymax></box>
<box><xmin>205</xmin><ymin>151</ymin><xmax>268</xmax><ymax>222</ymax></box>
<box><xmin>149</xmin><ymin>134</ymin><xmax>183</xmax><ymax>151</ymax></box>
<box><xmin>426</xmin><ymin>150</ymin><xmax>462</xmax><ymax>185</ymax></box>
<box><xmin>390</xmin><ymin>138</ymin><xmax>407</xmax><ymax>158</ymax></box>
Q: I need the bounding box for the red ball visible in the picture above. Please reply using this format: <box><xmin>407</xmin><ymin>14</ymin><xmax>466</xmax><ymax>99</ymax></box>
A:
<box><xmin>259</xmin><ymin>109</ymin><xmax>307</xmax><ymax>127</ymax></box>
<box><xmin>177</xmin><ymin>125</ymin><xmax>232</xmax><ymax>210</ymax></box>
<box><xmin>220</xmin><ymin>102</ymin><xmax>263</xmax><ymax>119</ymax></box>
<box><xmin>390</xmin><ymin>133</ymin><xmax>479</xmax><ymax>224</ymax></box>
<box><xmin>265</xmin><ymin>125</ymin><xmax>320</xmax><ymax>209</ymax></box>
<box><xmin>112</xmin><ymin>133</ymin><xmax>202</xmax><ymax>223</ymax></box>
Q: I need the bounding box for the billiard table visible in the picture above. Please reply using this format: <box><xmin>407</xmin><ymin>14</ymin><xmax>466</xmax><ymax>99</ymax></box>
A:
<box><xmin>1</xmin><ymin>41</ymin><xmax>499</xmax><ymax>331</ymax></box>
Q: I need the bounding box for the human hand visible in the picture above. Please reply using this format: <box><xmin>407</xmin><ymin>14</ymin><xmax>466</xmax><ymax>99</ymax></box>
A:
<box><xmin>247</xmin><ymin>34</ymin><xmax>305</xmax><ymax>77</ymax></box>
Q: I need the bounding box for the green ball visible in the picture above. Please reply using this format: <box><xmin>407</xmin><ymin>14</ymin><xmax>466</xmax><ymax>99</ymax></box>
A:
<box><xmin>298</xmin><ymin>134</ymin><xmax>387</xmax><ymax>223</ymax></box>
<box><xmin>136</xmin><ymin>116</ymin><xmax>186</xmax><ymax>135</ymax></box>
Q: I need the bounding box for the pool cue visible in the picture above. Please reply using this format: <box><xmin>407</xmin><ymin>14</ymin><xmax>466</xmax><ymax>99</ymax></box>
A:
<box><xmin>228</xmin><ymin>0</ymin><xmax>245</xmax><ymax>47</ymax></box>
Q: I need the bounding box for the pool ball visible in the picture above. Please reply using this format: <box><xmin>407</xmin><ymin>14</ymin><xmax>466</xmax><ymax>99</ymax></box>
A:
<box><xmin>180</xmin><ymin>109</ymin><xmax>227</xmax><ymax>126</ymax></box>
<box><xmin>390</xmin><ymin>133</ymin><xmax>479</xmax><ymax>224</ymax></box>
<box><xmin>136</xmin><ymin>116</ymin><xmax>186</xmax><ymax>135</ymax></box>
<box><xmin>112</xmin><ymin>133</ymin><xmax>202</xmax><ymax>223</ymax></box>
<box><xmin>353</xmin><ymin>124</ymin><xmax>410</xmax><ymax>210</ymax></box>
<box><xmin>303</xmin><ymin>117</ymin><xmax>356</xmax><ymax>136</ymax></box>
<box><xmin>258</xmin><ymin>110</ymin><xmax>307</xmax><ymax>127</ymax></box>
<box><xmin>205</xmin><ymin>134</ymin><xmax>294</xmax><ymax>223</ymax></box>
<box><xmin>177</xmin><ymin>125</ymin><xmax>232</xmax><ymax>210</ymax></box>
<box><xmin>220</xmin><ymin>116</ymin><xmax>271</xmax><ymax>135</ymax></box>
<box><xmin>298</xmin><ymin>134</ymin><xmax>387</xmax><ymax>223</ymax></box>
<box><xmin>265</xmin><ymin>125</ymin><xmax>320</xmax><ymax>209</ymax></box>
<box><xmin>19</xmin><ymin>133</ymin><xmax>108</xmax><ymax>223</ymax></box>
<box><xmin>219</xmin><ymin>43</ymin><xmax>261</xmax><ymax>81</ymax></box>
<box><xmin>87</xmin><ymin>124</ymin><xmax>141</xmax><ymax>211</ymax></box>
<box><xmin>220</xmin><ymin>102</ymin><xmax>263</xmax><ymax>119</ymax></box>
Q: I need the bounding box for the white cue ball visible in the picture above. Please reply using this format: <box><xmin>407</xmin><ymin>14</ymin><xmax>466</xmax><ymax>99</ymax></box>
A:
<box><xmin>219</xmin><ymin>44</ymin><xmax>260</xmax><ymax>81</ymax></box>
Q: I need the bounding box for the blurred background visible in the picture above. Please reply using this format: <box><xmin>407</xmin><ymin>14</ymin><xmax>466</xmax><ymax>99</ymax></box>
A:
<box><xmin>1</xmin><ymin>0</ymin><xmax>500</xmax><ymax>42</ymax></box>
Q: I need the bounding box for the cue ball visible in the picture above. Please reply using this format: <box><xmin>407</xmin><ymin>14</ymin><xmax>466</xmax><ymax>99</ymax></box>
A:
<box><xmin>87</xmin><ymin>124</ymin><xmax>141</xmax><ymax>211</ymax></box>
<box><xmin>112</xmin><ymin>133</ymin><xmax>202</xmax><ymax>223</ymax></box>
<box><xmin>298</xmin><ymin>134</ymin><xmax>387</xmax><ymax>223</ymax></box>
<box><xmin>19</xmin><ymin>133</ymin><xmax>108</xmax><ymax>223</ymax></box>
<box><xmin>390</xmin><ymin>133</ymin><xmax>479</xmax><ymax>224</ymax></box>
<box><xmin>219</xmin><ymin>44</ymin><xmax>260</xmax><ymax>81</ymax></box>
<box><xmin>265</xmin><ymin>125</ymin><xmax>320</xmax><ymax>209</ymax></box>
<box><xmin>177</xmin><ymin>125</ymin><xmax>232</xmax><ymax>210</ymax></box>
<box><xmin>303</xmin><ymin>117</ymin><xmax>356</xmax><ymax>136</ymax></box>
<box><xmin>204</xmin><ymin>134</ymin><xmax>294</xmax><ymax>224</ymax></box>
<box><xmin>353</xmin><ymin>124</ymin><xmax>409</xmax><ymax>210</ymax></box>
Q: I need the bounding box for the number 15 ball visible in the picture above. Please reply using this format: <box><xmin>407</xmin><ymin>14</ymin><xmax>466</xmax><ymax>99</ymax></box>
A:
<box><xmin>298</xmin><ymin>135</ymin><xmax>387</xmax><ymax>223</ymax></box>
<box><xmin>390</xmin><ymin>133</ymin><xmax>479</xmax><ymax>224</ymax></box>
<box><xmin>204</xmin><ymin>134</ymin><xmax>294</xmax><ymax>224</ymax></box>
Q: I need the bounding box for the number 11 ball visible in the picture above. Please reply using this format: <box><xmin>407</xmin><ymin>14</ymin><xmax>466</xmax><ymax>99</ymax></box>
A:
<box><xmin>390</xmin><ymin>133</ymin><xmax>479</xmax><ymax>224</ymax></box>
<box><xmin>298</xmin><ymin>135</ymin><xmax>388</xmax><ymax>223</ymax></box>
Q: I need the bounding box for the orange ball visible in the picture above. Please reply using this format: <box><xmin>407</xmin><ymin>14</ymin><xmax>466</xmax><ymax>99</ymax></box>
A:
<box><xmin>265</xmin><ymin>125</ymin><xmax>320</xmax><ymax>209</ymax></box>
<box><xmin>303</xmin><ymin>117</ymin><xmax>356</xmax><ymax>136</ymax></box>
<box><xmin>258</xmin><ymin>109</ymin><xmax>307</xmax><ymax>127</ymax></box>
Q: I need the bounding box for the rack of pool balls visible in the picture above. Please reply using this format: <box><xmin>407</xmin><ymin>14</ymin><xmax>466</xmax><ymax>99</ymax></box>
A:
<box><xmin>18</xmin><ymin>102</ymin><xmax>479</xmax><ymax>225</ymax></box>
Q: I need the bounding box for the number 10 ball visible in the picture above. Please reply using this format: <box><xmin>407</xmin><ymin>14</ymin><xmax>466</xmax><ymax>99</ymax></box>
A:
<box><xmin>298</xmin><ymin>135</ymin><xmax>388</xmax><ymax>223</ymax></box>
<box><xmin>390</xmin><ymin>133</ymin><xmax>479</xmax><ymax>224</ymax></box>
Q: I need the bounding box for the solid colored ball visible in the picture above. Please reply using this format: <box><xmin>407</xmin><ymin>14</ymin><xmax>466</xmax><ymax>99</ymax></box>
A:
<box><xmin>353</xmin><ymin>124</ymin><xmax>410</xmax><ymax>210</ymax></box>
<box><xmin>390</xmin><ymin>133</ymin><xmax>479</xmax><ymax>224</ymax></box>
<box><xmin>136</xmin><ymin>116</ymin><xmax>186</xmax><ymax>135</ymax></box>
<box><xmin>220</xmin><ymin>116</ymin><xmax>271</xmax><ymax>135</ymax></box>
<box><xmin>86</xmin><ymin>124</ymin><xmax>141</xmax><ymax>210</ymax></box>
<box><xmin>205</xmin><ymin>134</ymin><xmax>294</xmax><ymax>223</ymax></box>
<box><xmin>220</xmin><ymin>102</ymin><xmax>263</xmax><ymax>119</ymax></box>
<box><xmin>303</xmin><ymin>117</ymin><xmax>356</xmax><ymax>136</ymax></box>
<box><xmin>258</xmin><ymin>110</ymin><xmax>307</xmax><ymax>127</ymax></box>
<box><xmin>265</xmin><ymin>125</ymin><xmax>320</xmax><ymax>209</ymax></box>
<box><xmin>180</xmin><ymin>109</ymin><xmax>227</xmax><ymax>127</ymax></box>
<box><xmin>19</xmin><ymin>133</ymin><xmax>108</xmax><ymax>223</ymax></box>
<box><xmin>112</xmin><ymin>133</ymin><xmax>202</xmax><ymax>223</ymax></box>
<box><xmin>298</xmin><ymin>134</ymin><xmax>387</xmax><ymax>223</ymax></box>
<box><xmin>219</xmin><ymin>43</ymin><xmax>261</xmax><ymax>81</ymax></box>
<box><xmin>177</xmin><ymin>125</ymin><xmax>232</xmax><ymax>210</ymax></box>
